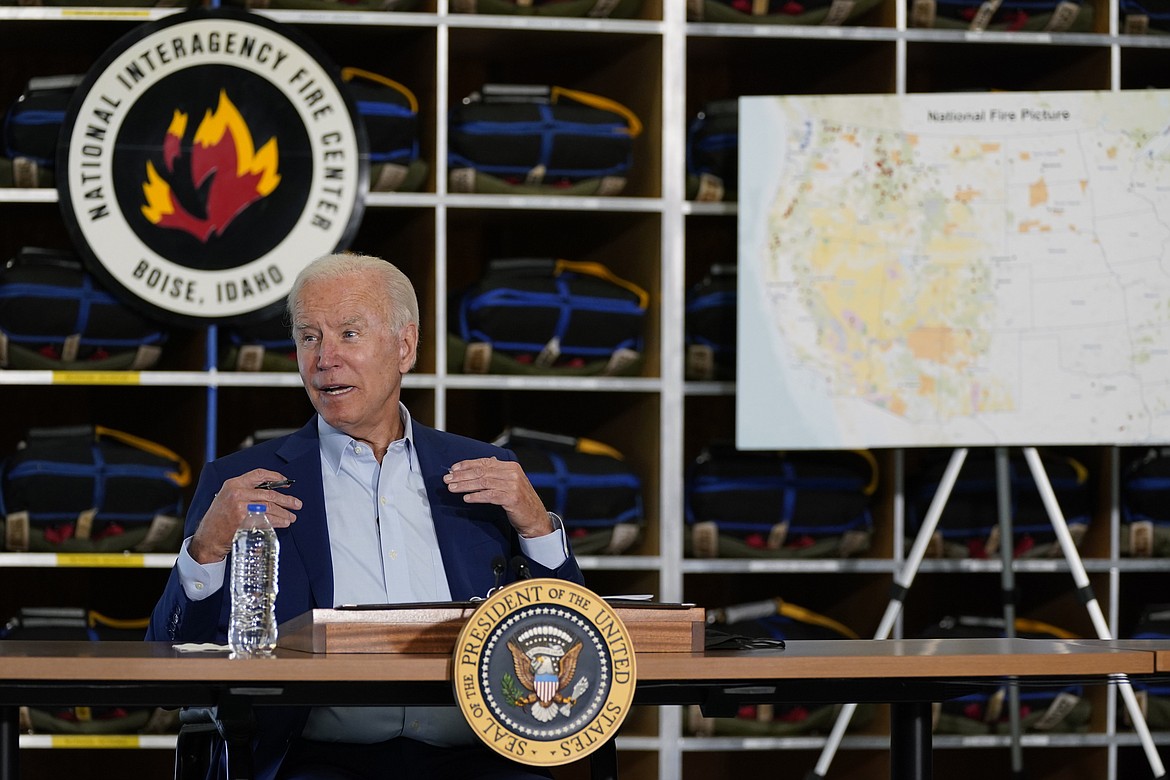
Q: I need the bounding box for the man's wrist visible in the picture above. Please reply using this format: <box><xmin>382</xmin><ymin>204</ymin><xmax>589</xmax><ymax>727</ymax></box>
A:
<box><xmin>519</xmin><ymin>511</ymin><xmax>561</xmax><ymax>539</ymax></box>
<box><xmin>188</xmin><ymin>536</ymin><xmax>227</xmax><ymax>565</ymax></box>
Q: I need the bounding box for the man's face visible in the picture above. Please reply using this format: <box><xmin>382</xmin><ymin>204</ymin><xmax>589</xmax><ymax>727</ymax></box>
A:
<box><xmin>293</xmin><ymin>271</ymin><xmax>418</xmax><ymax>444</ymax></box>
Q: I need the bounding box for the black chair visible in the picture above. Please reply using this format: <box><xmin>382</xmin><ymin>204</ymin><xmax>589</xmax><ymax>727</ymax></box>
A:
<box><xmin>174</xmin><ymin>703</ymin><xmax>254</xmax><ymax>780</ymax></box>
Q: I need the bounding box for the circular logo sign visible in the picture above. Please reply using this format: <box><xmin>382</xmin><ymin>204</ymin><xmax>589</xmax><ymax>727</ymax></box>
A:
<box><xmin>453</xmin><ymin>578</ymin><xmax>636</xmax><ymax>766</ymax></box>
<box><xmin>57</xmin><ymin>9</ymin><xmax>367</xmax><ymax>326</ymax></box>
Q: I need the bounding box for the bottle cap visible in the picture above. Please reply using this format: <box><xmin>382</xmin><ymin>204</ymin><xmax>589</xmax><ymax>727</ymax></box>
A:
<box><xmin>247</xmin><ymin>503</ymin><xmax>268</xmax><ymax>513</ymax></box>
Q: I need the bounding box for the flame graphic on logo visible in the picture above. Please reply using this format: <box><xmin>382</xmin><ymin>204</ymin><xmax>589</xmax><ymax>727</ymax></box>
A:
<box><xmin>141</xmin><ymin>91</ymin><xmax>281</xmax><ymax>242</ymax></box>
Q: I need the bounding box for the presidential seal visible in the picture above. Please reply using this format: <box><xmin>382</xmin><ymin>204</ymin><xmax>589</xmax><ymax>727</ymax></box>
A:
<box><xmin>454</xmin><ymin>578</ymin><xmax>636</xmax><ymax>766</ymax></box>
<box><xmin>56</xmin><ymin>9</ymin><xmax>367</xmax><ymax>326</ymax></box>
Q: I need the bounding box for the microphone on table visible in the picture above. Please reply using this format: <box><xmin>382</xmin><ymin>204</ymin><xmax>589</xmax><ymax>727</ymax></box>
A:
<box><xmin>510</xmin><ymin>555</ymin><xmax>532</xmax><ymax>582</ymax></box>
<box><xmin>488</xmin><ymin>555</ymin><xmax>506</xmax><ymax>596</ymax></box>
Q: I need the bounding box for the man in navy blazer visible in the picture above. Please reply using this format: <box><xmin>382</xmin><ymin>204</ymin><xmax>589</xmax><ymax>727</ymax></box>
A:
<box><xmin>147</xmin><ymin>252</ymin><xmax>583</xmax><ymax>780</ymax></box>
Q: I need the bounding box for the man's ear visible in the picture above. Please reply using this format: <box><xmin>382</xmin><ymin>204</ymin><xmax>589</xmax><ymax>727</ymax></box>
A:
<box><xmin>399</xmin><ymin>322</ymin><xmax>419</xmax><ymax>371</ymax></box>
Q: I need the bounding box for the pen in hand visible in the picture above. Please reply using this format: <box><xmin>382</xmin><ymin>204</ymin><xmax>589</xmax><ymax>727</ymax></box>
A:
<box><xmin>256</xmin><ymin>479</ymin><xmax>295</xmax><ymax>490</ymax></box>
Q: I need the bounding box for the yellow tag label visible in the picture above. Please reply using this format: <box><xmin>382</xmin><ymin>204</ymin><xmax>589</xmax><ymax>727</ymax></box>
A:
<box><xmin>51</xmin><ymin>735</ymin><xmax>141</xmax><ymax>749</ymax></box>
<box><xmin>57</xmin><ymin>553</ymin><xmax>146</xmax><ymax>568</ymax></box>
<box><xmin>61</xmin><ymin>8</ymin><xmax>151</xmax><ymax>17</ymax></box>
<box><xmin>52</xmin><ymin>372</ymin><xmax>142</xmax><ymax>385</ymax></box>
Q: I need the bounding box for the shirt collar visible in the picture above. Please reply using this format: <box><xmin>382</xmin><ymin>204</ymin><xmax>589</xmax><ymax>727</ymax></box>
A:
<box><xmin>317</xmin><ymin>403</ymin><xmax>415</xmax><ymax>475</ymax></box>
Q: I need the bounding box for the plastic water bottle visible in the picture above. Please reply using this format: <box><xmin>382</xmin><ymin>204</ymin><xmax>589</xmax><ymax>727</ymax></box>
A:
<box><xmin>228</xmin><ymin>503</ymin><xmax>280</xmax><ymax>656</ymax></box>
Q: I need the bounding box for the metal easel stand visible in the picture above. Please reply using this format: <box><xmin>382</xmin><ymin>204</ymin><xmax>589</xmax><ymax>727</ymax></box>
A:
<box><xmin>995</xmin><ymin>447</ymin><xmax>1024</xmax><ymax>778</ymax></box>
<box><xmin>806</xmin><ymin>446</ymin><xmax>1166</xmax><ymax>779</ymax></box>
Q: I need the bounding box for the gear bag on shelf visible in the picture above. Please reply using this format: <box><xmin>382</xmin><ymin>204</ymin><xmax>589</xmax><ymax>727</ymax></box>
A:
<box><xmin>1121</xmin><ymin>447</ymin><xmax>1170</xmax><ymax>557</ymax></box>
<box><xmin>692</xmin><ymin>598</ymin><xmax>875</xmax><ymax>734</ymax></box>
<box><xmin>452</xmin><ymin>0</ymin><xmax>643</xmax><ymax>15</ymax></box>
<box><xmin>685</xmin><ymin>443</ymin><xmax>877</xmax><ymax>559</ymax></box>
<box><xmin>1120</xmin><ymin>0</ymin><xmax>1170</xmax><ymax>32</ymax></box>
<box><xmin>0</xmin><ymin>247</ymin><xmax>169</xmax><ymax>370</ymax></box>
<box><xmin>219</xmin><ymin>0</ymin><xmax>422</xmax><ymax>11</ymax></box>
<box><xmin>448</xmin><ymin>84</ymin><xmax>642</xmax><ymax>195</ymax></box>
<box><xmin>1123</xmin><ymin>604</ymin><xmax>1170</xmax><ymax>730</ymax></box>
<box><xmin>493</xmin><ymin>427</ymin><xmax>643</xmax><ymax>555</ymax></box>
<box><xmin>341</xmin><ymin>67</ymin><xmax>428</xmax><ymax>193</ymax></box>
<box><xmin>1</xmin><ymin>607</ymin><xmax>178</xmax><ymax>735</ymax></box>
<box><xmin>685</xmin><ymin>263</ymin><xmax>736</xmax><ymax>381</ymax></box>
<box><xmin>450</xmin><ymin>258</ymin><xmax>648</xmax><ymax>376</ymax></box>
<box><xmin>907</xmin><ymin>0</ymin><xmax>1092</xmax><ymax>30</ymax></box>
<box><xmin>0</xmin><ymin>425</ymin><xmax>191</xmax><ymax>553</ymax></box>
<box><xmin>219</xmin><ymin>312</ymin><xmax>297</xmax><ymax>372</ymax></box>
<box><xmin>905</xmin><ymin>448</ymin><xmax>1092</xmax><ymax>560</ymax></box>
<box><xmin>919</xmin><ymin>615</ymin><xmax>1092</xmax><ymax>734</ymax></box>
<box><xmin>0</xmin><ymin>74</ymin><xmax>80</xmax><ymax>188</ymax></box>
<box><xmin>686</xmin><ymin>98</ymin><xmax>738</xmax><ymax>202</ymax></box>
<box><xmin>687</xmin><ymin>0</ymin><xmax>884</xmax><ymax>25</ymax></box>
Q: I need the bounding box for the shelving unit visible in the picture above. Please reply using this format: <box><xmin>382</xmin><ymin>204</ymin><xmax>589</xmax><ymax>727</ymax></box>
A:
<box><xmin>2</xmin><ymin>0</ymin><xmax>1170</xmax><ymax>778</ymax></box>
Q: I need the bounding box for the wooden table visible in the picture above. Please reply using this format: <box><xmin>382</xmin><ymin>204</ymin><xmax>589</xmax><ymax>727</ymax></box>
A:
<box><xmin>0</xmin><ymin>638</ymin><xmax>1157</xmax><ymax>780</ymax></box>
<box><xmin>1067</xmin><ymin>639</ymin><xmax>1170</xmax><ymax>672</ymax></box>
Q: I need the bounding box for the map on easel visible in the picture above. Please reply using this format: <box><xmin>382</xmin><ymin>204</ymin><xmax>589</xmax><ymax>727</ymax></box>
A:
<box><xmin>737</xmin><ymin>90</ymin><xmax>1170</xmax><ymax>450</ymax></box>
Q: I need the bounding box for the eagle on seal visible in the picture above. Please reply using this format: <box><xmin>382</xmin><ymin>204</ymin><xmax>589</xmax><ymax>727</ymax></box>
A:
<box><xmin>507</xmin><ymin>638</ymin><xmax>589</xmax><ymax>722</ymax></box>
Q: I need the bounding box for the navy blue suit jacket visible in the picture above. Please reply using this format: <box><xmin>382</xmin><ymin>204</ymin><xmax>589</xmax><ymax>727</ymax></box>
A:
<box><xmin>146</xmin><ymin>416</ymin><xmax>584</xmax><ymax>779</ymax></box>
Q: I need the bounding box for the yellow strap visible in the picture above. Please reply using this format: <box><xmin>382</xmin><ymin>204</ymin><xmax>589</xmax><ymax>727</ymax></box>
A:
<box><xmin>1061</xmin><ymin>453</ymin><xmax>1089</xmax><ymax>485</ymax></box>
<box><xmin>87</xmin><ymin>610</ymin><xmax>150</xmax><ymax>631</ymax></box>
<box><xmin>850</xmin><ymin>449</ymin><xmax>880</xmax><ymax>495</ymax></box>
<box><xmin>341</xmin><ymin>67</ymin><xmax>419</xmax><ymax>114</ymax></box>
<box><xmin>94</xmin><ymin>425</ymin><xmax>191</xmax><ymax>487</ymax></box>
<box><xmin>576</xmin><ymin>436</ymin><xmax>625</xmax><ymax>461</ymax></box>
<box><xmin>554</xmin><ymin>259</ymin><xmax>649</xmax><ymax>310</ymax></box>
<box><xmin>779</xmin><ymin>601</ymin><xmax>861</xmax><ymax>640</ymax></box>
<box><xmin>550</xmin><ymin>86</ymin><xmax>643</xmax><ymax>138</ymax></box>
<box><xmin>1015</xmin><ymin>617</ymin><xmax>1078</xmax><ymax>639</ymax></box>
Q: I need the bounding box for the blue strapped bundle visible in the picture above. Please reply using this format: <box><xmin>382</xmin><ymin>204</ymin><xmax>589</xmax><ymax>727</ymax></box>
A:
<box><xmin>494</xmin><ymin>427</ymin><xmax>643</xmax><ymax>555</ymax></box>
<box><xmin>0</xmin><ymin>247</ymin><xmax>168</xmax><ymax>370</ymax></box>
<box><xmin>906</xmin><ymin>448</ymin><xmax>1092</xmax><ymax>560</ymax></box>
<box><xmin>0</xmin><ymin>426</ymin><xmax>190</xmax><ymax>553</ymax></box>
<box><xmin>455</xmin><ymin>258</ymin><xmax>648</xmax><ymax>375</ymax></box>
<box><xmin>685</xmin><ymin>444</ymin><xmax>878</xmax><ymax>559</ymax></box>
<box><xmin>448</xmin><ymin>84</ymin><xmax>642</xmax><ymax>193</ymax></box>
<box><xmin>1</xmin><ymin>75</ymin><xmax>81</xmax><ymax>169</ymax></box>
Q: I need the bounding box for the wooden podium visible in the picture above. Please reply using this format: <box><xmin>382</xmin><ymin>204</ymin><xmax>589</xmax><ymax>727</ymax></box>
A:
<box><xmin>277</xmin><ymin>601</ymin><xmax>706</xmax><ymax>654</ymax></box>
